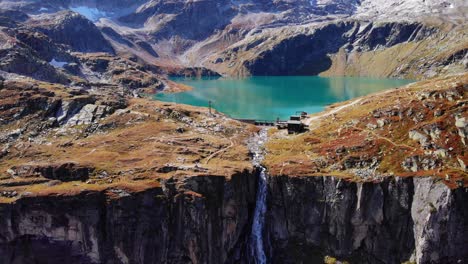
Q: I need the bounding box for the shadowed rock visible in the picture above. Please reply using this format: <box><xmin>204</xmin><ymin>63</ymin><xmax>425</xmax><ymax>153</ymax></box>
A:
<box><xmin>9</xmin><ymin>163</ymin><xmax>93</xmax><ymax>182</ymax></box>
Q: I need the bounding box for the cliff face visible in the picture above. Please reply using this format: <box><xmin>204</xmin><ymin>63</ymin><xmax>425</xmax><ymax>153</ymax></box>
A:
<box><xmin>244</xmin><ymin>22</ymin><xmax>355</xmax><ymax>76</ymax></box>
<box><xmin>0</xmin><ymin>171</ymin><xmax>257</xmax><ymax>264</ymax></box>
<box><xmin>1</xmin><ymin>171</ymin><xmax>466</xmax><ymax>264</ymax></box>
<box><xmin>266</xmin><ymin>176</ymin><xmax>468</xmax><ymax>264</ymax></box>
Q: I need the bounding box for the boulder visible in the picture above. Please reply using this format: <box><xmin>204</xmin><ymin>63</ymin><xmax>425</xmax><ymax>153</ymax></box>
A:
<box><xmin>408</xmin><ymin>130</ymin><xmax>428</xmax><ymax>146</ymax></box>
<box><xmin>455</xmin><ymin>116</ymin><xmax>467</xmax><ymax>145</ymax></box>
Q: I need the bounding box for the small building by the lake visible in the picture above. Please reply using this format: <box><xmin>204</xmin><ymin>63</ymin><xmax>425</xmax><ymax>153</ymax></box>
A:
<box><xmin>276</xmin><ymin>114</ymin><xmax>308</xmax><ymax>134</ymax></box>
<box><xmin>287</xmin><ymin>115</ymin><xmax>306</xmax><ymax>134</ymax></box>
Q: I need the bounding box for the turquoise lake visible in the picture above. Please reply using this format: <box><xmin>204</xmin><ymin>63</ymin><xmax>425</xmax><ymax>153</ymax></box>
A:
<box><xmin>155</xmin><ymin>76</ymin><xmax>413</xmax><ymax>120</ymax></box>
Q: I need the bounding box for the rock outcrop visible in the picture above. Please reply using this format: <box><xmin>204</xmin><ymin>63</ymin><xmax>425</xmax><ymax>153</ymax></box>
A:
<box><xmin>0</xmin><ymin>20</ymin><xmax>168</xmax><ymax>92</ymax></box>
<box><xmin>30</xmin><ymin>11</ymin><xmax>114</xmax><ymax>54</ymax></box>
<box><xmin>0</xmin><ymin>30</ymin><xmax>71</xmax><ymax>84</ymax></box>
<box><xmin>119</xmin><ymin>0</ymin><xmax>237</xmax><ymax>41</ymax></box>
<box><xmin>8</xmin><ymin>162</ymin><xmax>93</xmax><ymax>182</ymax></box>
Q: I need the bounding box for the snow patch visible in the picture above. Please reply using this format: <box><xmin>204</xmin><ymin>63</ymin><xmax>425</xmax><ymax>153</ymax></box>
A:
<box><xmin>70</xmin><ymin>6</ymin><xmax>108</xmax><ymax>22</ymax></box>
<box><xmin>49</xmin><ymin>59</ymin><xmax>67</xmax><ymax>68</ymax></box>
<box><xmin>354</xmin><ymin>0</ymin><xmax>461</xmax><ymax>19</ymax></box>
<box><xmin>39</xmin><ymin>7</ymin><xmax>49</xmax><ymax>12</ymax></box>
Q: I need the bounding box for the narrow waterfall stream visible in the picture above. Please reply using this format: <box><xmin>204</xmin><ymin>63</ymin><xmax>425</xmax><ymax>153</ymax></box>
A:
<box><xmin>247</xmin><ymin>129</ymin><xmax>269</xmax><ymax>264</ymax></box>
<box><xmin>251</xmin><ymin>167</ymin><xmax>268</xmax><ymax>263</ymax></box>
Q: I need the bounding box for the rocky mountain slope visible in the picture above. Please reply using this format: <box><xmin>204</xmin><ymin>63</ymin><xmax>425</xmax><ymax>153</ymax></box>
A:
<box><xmin>1</xmin><ymin>0</ymin><xmax>466</xmax><ymax>79</ymax></box>
<box><xmin>209</xmin><ymin>20</ymin><xmax>467</xmax><ymax>79</ymax></box>
<box><xmin>0</xmin><ymin>9</ymin><xmax>175</xmax><ymax>94</ymax></box>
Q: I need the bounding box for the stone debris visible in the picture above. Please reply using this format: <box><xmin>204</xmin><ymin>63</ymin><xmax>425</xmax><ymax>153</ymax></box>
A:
<box><xmin>458</xmin><ymin>157</ymin><xmax>466</xmax><ymax>171</ymax></box>
<box><xmin>376</xmin><ymin>119</ymin><xmax>388</xmax><ymax>128</ymax></box>
<box><xmin>66</xmin><ymin>104</ymin><xmax>109</xmax><ymax>126</ymax></box>
<box><xmin>366</xmin><ymin>123</ymin><xmax>378</xmax><ymax>130</ymax></box>
<box><xmin>455</xmin><ymin>116</ymin><xmax>467</xmax><ymax>145</ymax></box>
<box><xmin>433</xmin><ymin>149</ymin><xmax>448</xmax><ymax>158</ymax></box>
<box><xmin>157</xmin><ymin>164</ymin><xmax>209</xmax><ymax>174</ymax></box>
<box><xmin>108</xmin><ymin>188</ymin><xmax>130</xmax><ymax>197</ymax></box>
<box><xmin>408</xmin><ymin>130</ymin><xmax>428</xmax><ymax>147</ymax></box>
<box><xmin>402</xmin><ymin>155</ymin><xmax>442</xmax><ymax>172</ymax></box>
<box><xmin>0</xmin><ymin>191</ymin><xmax>17</xmax><ymax>198</ymax></box>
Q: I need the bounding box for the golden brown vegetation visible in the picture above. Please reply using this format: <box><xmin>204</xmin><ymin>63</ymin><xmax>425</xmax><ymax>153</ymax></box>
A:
<box><xmin>265</xmin><ymin>73</ymin><xmax>468</xmax><ymax>188</ymax></box>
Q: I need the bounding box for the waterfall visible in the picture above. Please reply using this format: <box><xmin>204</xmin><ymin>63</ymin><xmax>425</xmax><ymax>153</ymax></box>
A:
<box><xmin>250</xmin><ymin>167</ymin><xmax>268</xmax><ymax>263</ymax></box>
<box><xmin>247</xmin><ymin>129</ymin><xmax>268</xmax><ymax>264</ymax></box>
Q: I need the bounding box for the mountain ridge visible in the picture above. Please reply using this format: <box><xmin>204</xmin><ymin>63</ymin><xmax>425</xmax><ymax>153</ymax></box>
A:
<box><xmin>1</xmin><ymin>0</ymin><xmax>466</xmax><ymax>80</ymax></box>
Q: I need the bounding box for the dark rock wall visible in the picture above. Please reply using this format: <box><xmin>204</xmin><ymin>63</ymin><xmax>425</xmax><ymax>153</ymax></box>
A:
<box><xmin>266</xmin><ymin>176</ymin><xmax>468</xmax><ymax>264</ymax></box>
<box><xmin>0</xmin><ymin>171</ymin><xmax>257</xmax><ymax>264</ymax></box>
<box><xmin>1</xmin><ymin>169</ymin><xmax>466</xmax><ymax>264</ymax></box>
